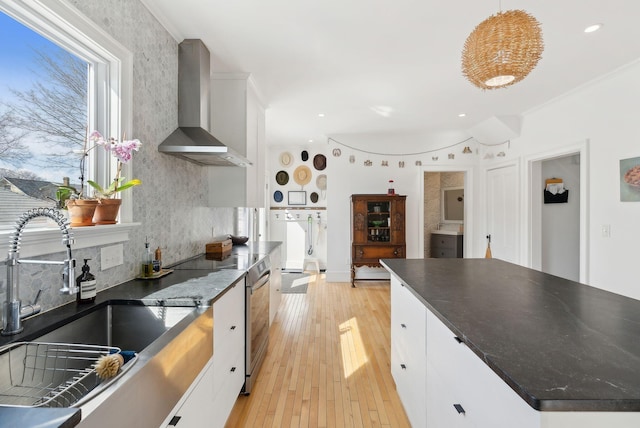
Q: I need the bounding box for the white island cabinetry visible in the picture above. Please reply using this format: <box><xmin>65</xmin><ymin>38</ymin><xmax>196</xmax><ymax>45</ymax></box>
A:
<box><xmin>389</xmin><ymin>271</ymin><xmax>640</xmax><ymax>428</ymax></box>
<box><xmin>389</xmin><ymin>276</ymin><xmax>426</xmax><ymax>427</ymax></box>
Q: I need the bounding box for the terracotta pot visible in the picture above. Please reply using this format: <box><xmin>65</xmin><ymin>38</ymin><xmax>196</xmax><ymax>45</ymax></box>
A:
<box><xmin>66</xmin><ymin>199</ymin><xmax>99</xmax><ymax>227</ymax></box>
<box><xmin>93</xmin><ymin>198</ymin><xmax>122</xmax><ymax>225</ymax></box>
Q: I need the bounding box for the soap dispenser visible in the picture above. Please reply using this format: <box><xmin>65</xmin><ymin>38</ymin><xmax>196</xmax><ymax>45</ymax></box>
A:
<box><xmin>76</xmin><ymin>258</ymin><xmax>96</xmax><ymax>303</ymax></box>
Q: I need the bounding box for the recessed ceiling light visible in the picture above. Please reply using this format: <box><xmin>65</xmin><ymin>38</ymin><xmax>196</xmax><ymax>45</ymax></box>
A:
<box><xmin>584</xmin><ymin>23</ymin><xmax>603</xmax><ymax>33</ymax></box>
<box><xmin>308</xmin><ymin>139</ymin><xmax>314</xmax><ymax>143</ymax></box>
<box><xmin>458</xmin><ymin>113</ymin><xmax>466</xmax><ymax>118</ymax></box>
<box><xmin>318</xmin><ymin>113</ymin><xmax>325</xmax><ymax>118</ymax></box>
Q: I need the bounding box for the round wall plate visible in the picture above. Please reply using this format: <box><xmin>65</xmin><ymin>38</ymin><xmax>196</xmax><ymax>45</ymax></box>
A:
<box><xmin>274</xmin><ymin>190</ymin><xmax>283</xmax><ymax>202</ymax></box>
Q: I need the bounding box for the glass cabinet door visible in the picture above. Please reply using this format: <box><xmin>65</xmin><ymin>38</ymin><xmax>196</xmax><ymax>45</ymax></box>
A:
<box><xmin>366</xmin><ymin>201</ymin><xmax>391</xmax><ymax>242</ymax></box>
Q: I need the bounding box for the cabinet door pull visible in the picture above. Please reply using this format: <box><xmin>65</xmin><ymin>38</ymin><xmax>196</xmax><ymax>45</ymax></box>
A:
<box><xmin>230</xmin><ymin>325</ymin><xmax>236</xmax><ymax>331</ymax></box>
<box><xmin>454</xmin><ymin>336</ymin><xmax>463</xmax><ymax>344</ymax></box>
<box><xmin>400</xmin><ymin>363</ymin><xmax>407</xmax><ymax>370</ymax></box>
<box><xmin>453</xmin><ymin>404</ymin><xmax>465</xmax><ymax>415</ymax></box>
<box><xmin>230</xmin><ymin>366</ymin><xmax>237</xmax><ymax>372</ymax></box>
<box><xmin>169</xmin><ymin>416</ymin><xmax>182</xmax><ymax>426</ymax></box>
<box><xmin>400</xmin><ymin>323</ymin><xmax>407</xmax><ymax>329</ymax></box>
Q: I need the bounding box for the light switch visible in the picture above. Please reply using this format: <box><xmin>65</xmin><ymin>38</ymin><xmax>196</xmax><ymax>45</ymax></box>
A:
<box><xmin>601</xmin><ymin>224</ymin><xmax>611</xmax><ymax>238</ymax></box>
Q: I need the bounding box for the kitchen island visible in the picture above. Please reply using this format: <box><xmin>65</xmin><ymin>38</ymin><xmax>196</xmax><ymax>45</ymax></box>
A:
<box><xmin>381</xmin><ymin>258</ymin><xmax>640</xmax><ymax>427</ymax></box>
<box><xmin>0</xmin><ymin>242</ymin><xmax>281</xmax><ymax>428</ymax></box>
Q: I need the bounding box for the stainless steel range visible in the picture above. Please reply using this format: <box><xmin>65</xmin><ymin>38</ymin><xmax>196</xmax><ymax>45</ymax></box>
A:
<box><xmin>243</xmin><ymin>255</ymin><xmax>270</xmax><ymax>394</ymax></box>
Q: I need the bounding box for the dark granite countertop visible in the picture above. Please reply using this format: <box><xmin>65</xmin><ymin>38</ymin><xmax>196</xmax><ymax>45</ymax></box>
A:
<box><xmin>381</xmin><ymin>258</ymin><xmax>640</xmax><ymax>412</ymax></box>
<box><xmin>0</xmin><ymin>242</ymin><xmax>281</xmax><ymax>427</ymax></box>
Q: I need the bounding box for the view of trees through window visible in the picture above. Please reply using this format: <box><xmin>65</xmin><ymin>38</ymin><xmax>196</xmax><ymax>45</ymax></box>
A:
<box><xmin>0</xmin><ymin>10</ymin><xmax>89</xmax><ymax>224</ymax></box>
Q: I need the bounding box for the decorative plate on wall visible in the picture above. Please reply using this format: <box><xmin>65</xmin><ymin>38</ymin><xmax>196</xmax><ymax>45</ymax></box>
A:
<box><xmin>310</xmin><ymin>192</ymin><xmax>319</xmax><ymax>203</ymax></box>
<box><xmin>276</xmin><ymin>170</ymin><xmax>289</xmax><ymax>185</ymax></box>
<box><xmin>301</xmin><ymin>150</ymin><xmax>309</xmax><ymax>162</ymax></box>
<box><xmin>274</xmin><ymin>190</ymin><xmax>283</xmax><ymax>203</ymax></box>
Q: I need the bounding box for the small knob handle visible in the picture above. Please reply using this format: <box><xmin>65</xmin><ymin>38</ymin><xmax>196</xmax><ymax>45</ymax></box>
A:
<box><xmin>393</xmin><ymin>249</ymin><xmax>398</xmax><ymax>256</ymax></box>
<box><xmin>359</xmin><ymin>249</ymin><xmax>364</xmax><ymax>256</ymax></box>
<box><xmin>230</xmin><ymin>367</ymin><xmax>236</xmax><ymax>372</ymax></box>
<box><xmin>454</xmin><ymin>336</ymin><xmax>463</xmax><ymax>344</ymax></box>
<box><xmin>401</xmin><ymin>323</ymin><xmax>407</xmax><ymax>329</ymax></box>
<box><xmin>453</xmin><ymin>404</ymin><xmax>465</xmax><ymax>415</ymax></box>
<box><xmin>400</xmin><ymin>363</ymin><xmax>407</xmax><ymax>370</ymax></box>
<box><xmin>230</xmin><ymin>325</ymin><xmax>236</xmax><ymax>331</ymax></box>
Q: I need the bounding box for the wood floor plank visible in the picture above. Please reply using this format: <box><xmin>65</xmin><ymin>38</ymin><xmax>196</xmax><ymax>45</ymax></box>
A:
<box><xmin>226</xmin><ymin>276</ymin><xmax>411</xmax><ymax>428</ymax></box>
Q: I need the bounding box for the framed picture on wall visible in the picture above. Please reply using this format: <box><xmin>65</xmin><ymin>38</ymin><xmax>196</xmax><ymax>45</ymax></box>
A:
<box><xmin>288</xmin><ymin>191</ymin><xmax>306</xmax><ymax>205</ymax></box>
<box><xmin>620</xmin><ymin>156</ymin><xmax>640</xmax><ymax>202</ymax></box>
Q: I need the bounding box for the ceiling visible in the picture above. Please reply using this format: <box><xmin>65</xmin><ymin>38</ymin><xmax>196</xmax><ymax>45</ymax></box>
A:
<box><xmin>141</xmin><ymin>0</ymin><xmax>640</xmax><ymax>150</ymax></box>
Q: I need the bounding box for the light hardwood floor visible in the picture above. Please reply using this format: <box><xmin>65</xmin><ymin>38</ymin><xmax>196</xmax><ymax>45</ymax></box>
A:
<box><xmin>226</xmin><ymin>274</ymin><xmax>411</xmax><ymax>428</ymax></box>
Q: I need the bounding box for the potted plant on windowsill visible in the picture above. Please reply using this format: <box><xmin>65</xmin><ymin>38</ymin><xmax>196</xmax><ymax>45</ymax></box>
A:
<box><xmin>62</xmin><ymin>130</ymin><xmax>141</xmax><ymax>226</ymax></box>
<box><xmin>86</xmin><ymin>131</ymin><xmax>142</xmax><ymax>225</ymax></box>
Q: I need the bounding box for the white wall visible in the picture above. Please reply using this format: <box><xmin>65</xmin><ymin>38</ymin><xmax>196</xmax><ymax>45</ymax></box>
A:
<box><xmin>512</xmin><ymin>60</ymin><xmax>640</xmax><ymax>299</ymax></box>
<box><xmin>326</xmin><ymin>154</ymin><xmax>432</xmax><ymax>282</ymax></box>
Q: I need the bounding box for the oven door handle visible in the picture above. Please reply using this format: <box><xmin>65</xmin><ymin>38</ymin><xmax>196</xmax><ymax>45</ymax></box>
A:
<box><xmin>251</xmin><ymin>270</ymin><xmax>271</xmax><ymax>293</ymax></box>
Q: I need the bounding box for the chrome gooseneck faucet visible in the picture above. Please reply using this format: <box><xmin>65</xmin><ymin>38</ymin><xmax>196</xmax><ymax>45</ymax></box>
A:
<box><xmin>2</xmin><ymin>207</ymin><xmax>77</xmax><ymax>336</ymax></box>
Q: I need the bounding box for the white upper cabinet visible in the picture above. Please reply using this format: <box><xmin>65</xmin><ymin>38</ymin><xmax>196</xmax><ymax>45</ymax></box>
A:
<box><xmin>208</xmin><ymin>73</ymin><xmax>267</xmax><ymax>207</ymax></box>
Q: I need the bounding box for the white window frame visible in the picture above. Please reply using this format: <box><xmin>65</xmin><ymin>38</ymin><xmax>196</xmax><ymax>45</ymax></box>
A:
<box><xmin>0</xmin><ymin>0</ymin><xmax>138</xmax><ymax>257</ymax></box>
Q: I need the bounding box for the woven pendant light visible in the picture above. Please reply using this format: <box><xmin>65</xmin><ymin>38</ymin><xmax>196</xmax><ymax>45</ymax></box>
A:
<box><xmin>462</xmin><ymin>10</ymin><xmax>543</xmax><ymax>90</ymax></box>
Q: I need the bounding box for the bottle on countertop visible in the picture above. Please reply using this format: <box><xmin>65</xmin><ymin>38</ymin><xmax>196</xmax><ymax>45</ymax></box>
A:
<box><xmin>142</xmin><ymin>238</ymin><xmax>153</xmax><ymax>277</ymax></box>
<box><xmin>76</xmin><ymin>258</ymin><xmax>96</xmax><ymax>304</ymax></box>
<box><xmin>153</xmin><ymin>246</ymin><xmax>162</xmax><ymax>273</ymax></box>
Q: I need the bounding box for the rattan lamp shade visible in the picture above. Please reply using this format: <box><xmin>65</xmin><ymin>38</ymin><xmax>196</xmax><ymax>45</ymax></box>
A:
<box><xmin>462</xmin><ymin>10</ymin><xmax>543</xmax><ymax>90</ymax></box>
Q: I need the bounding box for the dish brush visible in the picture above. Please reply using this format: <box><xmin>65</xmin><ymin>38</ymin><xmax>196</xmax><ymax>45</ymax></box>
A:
<box><xmin>95</xmin><ymin>350</ymin><xmax>136</xmax><ymax>379</ymax></box>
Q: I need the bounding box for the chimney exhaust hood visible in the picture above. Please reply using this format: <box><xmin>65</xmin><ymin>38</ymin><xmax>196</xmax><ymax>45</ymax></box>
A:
<box><xmin>158</xmin><ymin>39</ymin><xmax>251</xmax><ymax>167</ymax></box>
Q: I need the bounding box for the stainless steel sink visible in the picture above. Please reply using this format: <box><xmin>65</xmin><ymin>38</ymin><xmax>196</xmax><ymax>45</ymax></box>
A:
<box><xmin>0</xmin><ymin>303</ymin><xmax>198</xmax><ymax>409</ymax></box>
<box><xmin>34</xmin><ymin>303</ymin><xmax>195</xmax><ymax>352</ymax></box>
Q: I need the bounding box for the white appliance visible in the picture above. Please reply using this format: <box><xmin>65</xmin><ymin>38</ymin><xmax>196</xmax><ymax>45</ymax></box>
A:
<box><xmin>269</xmin><ymin>209</ymin><xmax>327</xmax><ymax>271</ymax></box>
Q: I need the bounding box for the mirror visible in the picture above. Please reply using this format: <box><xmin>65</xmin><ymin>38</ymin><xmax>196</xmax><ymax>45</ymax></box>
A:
<box><xmin>442</xmin><ymin>187</ymin><xmax>464</xmax><ymax>223</ymax></box>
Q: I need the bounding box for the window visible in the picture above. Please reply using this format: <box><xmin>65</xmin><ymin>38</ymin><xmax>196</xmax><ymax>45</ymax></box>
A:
<box><xmin>0</xmin><ymin>0</ymin><xmax>135</xmax><ymax>255</ymax></box>
<box><xmin>0</xmin><ymin>10</ymin><xmax>89</xmax><ymax>224</ymax></box>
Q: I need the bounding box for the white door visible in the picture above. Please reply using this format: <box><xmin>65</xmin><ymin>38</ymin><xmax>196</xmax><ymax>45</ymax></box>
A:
<box><xmin>486</xmin><ymin>164</ymin><xmax>519</xmax><ymax>263</ymax></box>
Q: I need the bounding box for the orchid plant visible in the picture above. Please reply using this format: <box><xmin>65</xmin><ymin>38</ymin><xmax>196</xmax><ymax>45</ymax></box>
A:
<box><xmin>56</xmin><ymin>129</ymin><xmax>142</xmax><ymax>204</ymax></box>
<box><xmin>86</xmin><ymin>131</ymin><xmax>142</xmax><ymax>199</ymax></box>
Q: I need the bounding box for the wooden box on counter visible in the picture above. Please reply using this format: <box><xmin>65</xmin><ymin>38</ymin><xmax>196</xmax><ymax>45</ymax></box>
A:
<box><xmin>350</xmin><ymin>194</ymin><xmax>406</xmax><ymax>286</ymax></box>
<box><xmin>206</xmin><ymin>238</ymin><xmax>232</xmax><ymax>257</ymax></box>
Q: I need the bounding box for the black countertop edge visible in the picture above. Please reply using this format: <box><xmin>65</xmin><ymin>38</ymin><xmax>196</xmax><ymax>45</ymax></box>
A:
<box><xmin>380</xmin><ymin>258</ymin><xmax>640</xmax><ymax>412</ymax></box>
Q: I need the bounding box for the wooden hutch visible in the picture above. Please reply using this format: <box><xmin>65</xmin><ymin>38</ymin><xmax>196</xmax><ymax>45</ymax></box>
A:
<box><xmin>350</xmin><ymin>194</ymin><xmax>406</xmax><ymax>286</ymax></box>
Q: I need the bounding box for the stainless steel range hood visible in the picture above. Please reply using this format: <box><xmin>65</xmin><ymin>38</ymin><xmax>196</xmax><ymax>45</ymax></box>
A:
<box><xmin>158</xmin><ymin>39</ymin><xmax>251</xmax><ymax>167</ymax></box>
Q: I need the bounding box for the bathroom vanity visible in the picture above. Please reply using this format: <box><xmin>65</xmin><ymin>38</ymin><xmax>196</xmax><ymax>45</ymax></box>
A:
<box><xmin>430</xmin><ymin>230</ymin><xmax>463</xmax><ymax>258</ymax></box>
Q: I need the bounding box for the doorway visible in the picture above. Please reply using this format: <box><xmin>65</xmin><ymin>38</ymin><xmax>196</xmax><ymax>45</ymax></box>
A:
<box><xmin>526</xmin><ymin>141</ymin><xmax>588</xmax><ymax>283</ymax></box>
<box><xmin>423</xmin><ymin>171</ymin><xmax>466</xmax><ymax>257</ymax></box>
